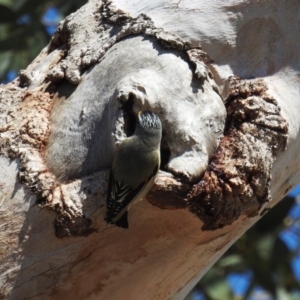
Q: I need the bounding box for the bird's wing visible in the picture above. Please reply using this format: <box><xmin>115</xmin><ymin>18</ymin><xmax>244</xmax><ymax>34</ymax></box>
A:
<box><xmin>105</xmin><ymin>164</ymin><xmax>159</xmax><ymax>228</ymax></box>
<box><xmin>105</xmin><ymin>171</ymin><xmax>146</xmax><ymax>224</ymax></box>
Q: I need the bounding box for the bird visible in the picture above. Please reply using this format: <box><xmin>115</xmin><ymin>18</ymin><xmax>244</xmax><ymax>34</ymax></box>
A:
<box><xmin>105</xmin><ymin>111</ymin><xmax>162</xmax><ymax>228</ymax></box>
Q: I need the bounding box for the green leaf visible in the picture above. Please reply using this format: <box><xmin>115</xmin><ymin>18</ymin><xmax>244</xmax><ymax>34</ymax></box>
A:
<box><xmin>276</xmin><ymin>286</ymin><xmax>293</xmax><ymax>300</ymax></box>
<box><xmin>0</xmin><ymin>52</ymin><xmax>11</xmax><ymax>74</ymax></box>
<box><xmin>0</xmin><ymin>51</ymin><xmax>11</xmax><ymax>76</ymax></box>
<box><xmin>255</xmin><ymin>234</ymin><xmax>276</xmax><ymax>261</ymax></box>
<box><xmin>217</xmin><ymin>254</ymin><xmax>244</xmax><ymax>268</ymax></box>
<box><xmin>0</xmin><ymin>0</ymin><xmax>12</xmax><ymax>6</ymax></box>
<box><xmin>205</xmin><ymin>280</ymin><xmax>234</xmax><ymax>300</ymax></box>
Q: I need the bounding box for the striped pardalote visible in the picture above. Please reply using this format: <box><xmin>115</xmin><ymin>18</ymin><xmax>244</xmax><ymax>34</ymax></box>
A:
<box><xmin>105</xmin><ymin>111</ymin><xmax>162</xmax><ymax>228</ymax></box>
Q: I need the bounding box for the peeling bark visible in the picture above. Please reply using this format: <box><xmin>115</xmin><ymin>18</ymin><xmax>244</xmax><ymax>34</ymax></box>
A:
<box><xmin>0</xmin><ymin>0</ymin><xmax>299</xmax><ymax>299</ymax></box>
<box><xmin>188</xmin><ymin>76</ymin><xmax>288</xmax><ymax>229</ymax></box>
<box><xmin>0</xmin><ymin>0</ymin><xmax>226</xmax><ymax>239</ymax></box>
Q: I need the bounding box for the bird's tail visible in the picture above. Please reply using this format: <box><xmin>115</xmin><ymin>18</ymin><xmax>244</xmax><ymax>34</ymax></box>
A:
<box><xmin>105</xmin><ymin>211</ymin><xmax>129</xmax><ymax>229</ymax></box>
<box><xmin>115</xmin><ymin>211</ymin><xmax>129</xmax><ymax>229</ymax></box>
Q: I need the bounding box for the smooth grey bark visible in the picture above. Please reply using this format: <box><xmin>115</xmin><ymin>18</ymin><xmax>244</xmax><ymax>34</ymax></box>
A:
<box><xmin>0</xmin><ymin>0</ymin><xmax>299</xmax><ymax>299</ymax></box>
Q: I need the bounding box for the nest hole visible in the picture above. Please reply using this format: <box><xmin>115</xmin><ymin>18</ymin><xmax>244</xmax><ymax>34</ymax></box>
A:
<box><xmin>121</xmin><ymin>93</ymin><xmax>136</xmax><ymax>137</ymax></box>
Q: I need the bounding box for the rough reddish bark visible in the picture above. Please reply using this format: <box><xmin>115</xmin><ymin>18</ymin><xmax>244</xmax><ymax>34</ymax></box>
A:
<box><xmin>188</xmin><ymin>77</ymin><xmax>288</xmax><ymax>229</ymax></box>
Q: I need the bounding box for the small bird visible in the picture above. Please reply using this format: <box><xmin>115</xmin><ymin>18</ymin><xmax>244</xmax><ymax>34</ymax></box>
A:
<box><xmin>105</xmin><ymin>111</ymin><xmax>162</xmax><ymax>228</ymax></box>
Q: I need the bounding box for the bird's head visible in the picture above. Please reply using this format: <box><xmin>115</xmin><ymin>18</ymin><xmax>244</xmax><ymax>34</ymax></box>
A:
<box><xmin>137</xmin><ymin>111</ymin><xmax>162</xmax><ymax>131</ymax></box>
<box><xmin>135</xmin><ymin>111</ymin><xmax>162</xmax><ymax>145</ymax></box>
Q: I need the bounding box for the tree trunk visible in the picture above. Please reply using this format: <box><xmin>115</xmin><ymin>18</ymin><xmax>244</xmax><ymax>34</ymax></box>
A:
<box><xmin>0</xmin><ymin>0</ymin><xmax>299</xmax><ymax>299</ymax></box>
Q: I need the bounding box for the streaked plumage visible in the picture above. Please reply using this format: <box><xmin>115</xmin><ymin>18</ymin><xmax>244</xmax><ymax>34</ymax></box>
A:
<box><xmin>105</xmin><ymin>111</ymin><xmax>162</xmax><ymax>228</ymax></box>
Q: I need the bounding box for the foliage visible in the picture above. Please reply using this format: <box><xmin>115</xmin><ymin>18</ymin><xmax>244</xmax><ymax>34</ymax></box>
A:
<box><xmin>0</xmin><ymin>0</ymin><xmax>86</xmax><ymax>82</ymax></box>
<box><xmin>186</xmin><ymin>196</ymin><xmax>300</xmax><ymax>300</ymax></box>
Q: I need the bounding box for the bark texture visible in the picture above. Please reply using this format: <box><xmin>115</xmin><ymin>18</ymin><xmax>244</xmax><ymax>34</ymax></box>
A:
<box><xmin>0</xmin><ymin>0</ymin><xmax>299</xmax><ymax>299</ymax></box>
<box><xmin>188</xmin><ymin>76</ymin><xmax>288</xmax><ymax>229</ymax></box>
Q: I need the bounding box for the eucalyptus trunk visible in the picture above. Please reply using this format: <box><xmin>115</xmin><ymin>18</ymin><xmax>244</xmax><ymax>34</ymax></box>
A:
<box><xmin>0</xmin><ymin>0</ymin><xmax>299</xmax><ymax>299</ymax></box>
